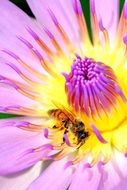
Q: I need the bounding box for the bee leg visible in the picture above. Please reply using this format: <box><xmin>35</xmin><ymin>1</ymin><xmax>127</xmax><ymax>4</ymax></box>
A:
<box><xmin>64</xmin><ymin>129</ymin><xmax>68</xmax><ymax>134</ymax></box>
<box><xmin>77</xmin><ymin>140</ymin><xmax>85</xmax><ymax>149</ymax></box>
<box><xmin>63</xmin><ymin>129</ymin><xmax>69</xmax><ymax>142</ymax></box>
<box><xmin>62</xmin><ymin>119</ymin><xmax>69</xmax><ymax>129</ymax></box>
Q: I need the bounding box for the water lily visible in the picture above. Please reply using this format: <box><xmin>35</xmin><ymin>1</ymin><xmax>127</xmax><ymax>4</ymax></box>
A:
<box><xmin>0</xmin><ymin>0</ymin><xmax>127</xmax><ymax>189</ymax></box>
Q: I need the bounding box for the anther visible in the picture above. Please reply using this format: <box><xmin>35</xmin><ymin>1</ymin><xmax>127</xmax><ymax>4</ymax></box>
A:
<box><xmin>90</xmin><ymin>124</ymin><xmax>107</xmax><ymax>144</ymax></box>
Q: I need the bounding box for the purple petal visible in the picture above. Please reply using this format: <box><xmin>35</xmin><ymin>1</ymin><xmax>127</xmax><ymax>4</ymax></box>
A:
<box><xmin>69</xmin><ymin>161</ymin><xmax>102</xmax><ymax>190</ymax></box>
<box><xmin>90</xmin><ymin>0</ymin><xmax>119</xmax><ymax>40</ymax></box>
<box><xmin>0</xmin><ymin>117</ymin><xmax>49</xmax><ymax>175</ymax></box>
<box><xmin>28</xmin><ymin>158</ymin><xmax>74</xmax><ymax>190</ymax></box>
<box><xmin>0</xmin><ymin>162</ymin><xmax>42</xmax><ymax>190</ymax></box>
<box><xmin>0</xmin><ymin>1</ymin><xmax>54</xmax><ymax>82</ymax></box>
<box><xmin>0</xmin><ymin>86</ymin><xmax>36</xmax><ymax>114</ymax></box>
<box><xmin>26</xmin><ymin>0</ymin><xmax>81</xmax><ymax>47</ymax></box>
<box><xmin>100</xmin><ymin>151</ymin><xmax>127</xmax><ymax>190</ymax></box>
<box><xmin>70</xmin><ymin>152</ymin><xmax>127</xmax><ymax>190</ymax></box>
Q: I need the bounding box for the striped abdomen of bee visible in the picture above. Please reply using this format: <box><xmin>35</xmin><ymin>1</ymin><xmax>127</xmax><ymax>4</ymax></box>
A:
<box><xmin>71</xmin><ymin>120</ymin><xmax>89</xmax><ymax>144</ymax></box>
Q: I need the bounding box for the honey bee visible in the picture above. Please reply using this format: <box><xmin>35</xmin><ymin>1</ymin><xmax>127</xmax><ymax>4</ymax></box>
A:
<box><xmin>48</xmin><ymin>109</ymin><xmax>89</xmax><ymax>146</ymax></box>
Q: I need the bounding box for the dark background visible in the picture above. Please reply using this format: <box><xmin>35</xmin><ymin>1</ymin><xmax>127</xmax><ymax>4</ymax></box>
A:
<box><xmin>0</xmin><ymin>0</ymin><xmax>125</xmax><ymax>119</ymax></box>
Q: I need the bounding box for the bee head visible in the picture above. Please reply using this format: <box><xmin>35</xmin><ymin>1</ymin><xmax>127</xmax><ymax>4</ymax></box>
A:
<box><xmin>78</xmin><ymin>131</ymin><xmax>89</xmax><ymax>140</ymax></box>
<box><xmin>75</xmin><ymin>120</ymin><xmax>85</xmax><ymax>130</ymax></box>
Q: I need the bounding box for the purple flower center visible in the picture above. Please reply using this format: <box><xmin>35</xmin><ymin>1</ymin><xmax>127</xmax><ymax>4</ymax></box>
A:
<box><xmin>63</xmin><ymin>56</ymin><xmax>126</xmax><ymax>116</ymax></box>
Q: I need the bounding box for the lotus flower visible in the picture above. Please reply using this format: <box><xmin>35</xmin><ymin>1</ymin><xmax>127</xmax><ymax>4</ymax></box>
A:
<box><xmin>0</xmin><ymin>0</ymin><xmax>127</xmax><ymax>189</ymax></box>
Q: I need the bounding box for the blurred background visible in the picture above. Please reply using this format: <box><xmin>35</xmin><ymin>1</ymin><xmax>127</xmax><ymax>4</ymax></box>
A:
<box><xmin>0</xmin><ymin>0</ymin><xmax>125</xmax><ymax>119</ymax></box>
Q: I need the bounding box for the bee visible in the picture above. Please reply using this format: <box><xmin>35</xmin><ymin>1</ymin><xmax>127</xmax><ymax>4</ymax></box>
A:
<box><xmin>48</xmin><ymin>109</ymin><xmax>89</xmax><ymax>146</ymax></box>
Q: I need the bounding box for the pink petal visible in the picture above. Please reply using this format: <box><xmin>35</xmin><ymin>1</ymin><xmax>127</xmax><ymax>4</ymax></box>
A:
<box><xmin>101</xmin><ymin>151</ymin><xmax>127</xmax><ymax>190</ymax></box>
<box><xmin>0</xmin><ymin>87</ymin><xmax>36</xmax><ymax>113</ymax></box>
<box><xmin>0</xmin><ymin>57</ymin><xmax>38</xmax><ymax>114</ymax></box>
<box><xmin>90</xmin><ymin>0</ymin><xmax>119</xmax><ymax>40</ymax></box>
<box><xmin>0</xmin><ymin>117</ymin><xmax>48</xmax><ymax>175</ymax></box>
<box><xmin>0</xmin><ymin>0</ymin><xmax>52</xmax><ymax>51</ymax></box>
<box><xmin>0</xmin><ymin>1</ymin><xmax>58</xmax><ymax>116</ymax></box>
<box><xmin>0</xmin><ymin>1</ymin><xmax>54</xmax><ymax>81</ymax></box>
<box><xmin>26</xmin><ymin>0</ymin><xmax>81</xmax><ymax>47</ymax></box>
<box><xmin>69</xmin><ymin>162</ymin><xmax>102</xmax><ymax>190</ymax></box>
<box><xmin>69</xmin><ymin>152</ymin><xmax>127</xmax><ymax>190</ymax></box>
<box><xmin>0</xmin><ymin>162</ymin><xmax>42</xmax><ymax>190</ymax></box>
<box><xmin>28</xmin><ymin>158</ymin><xmax>74</xmax><ymax>190</ymax></box>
